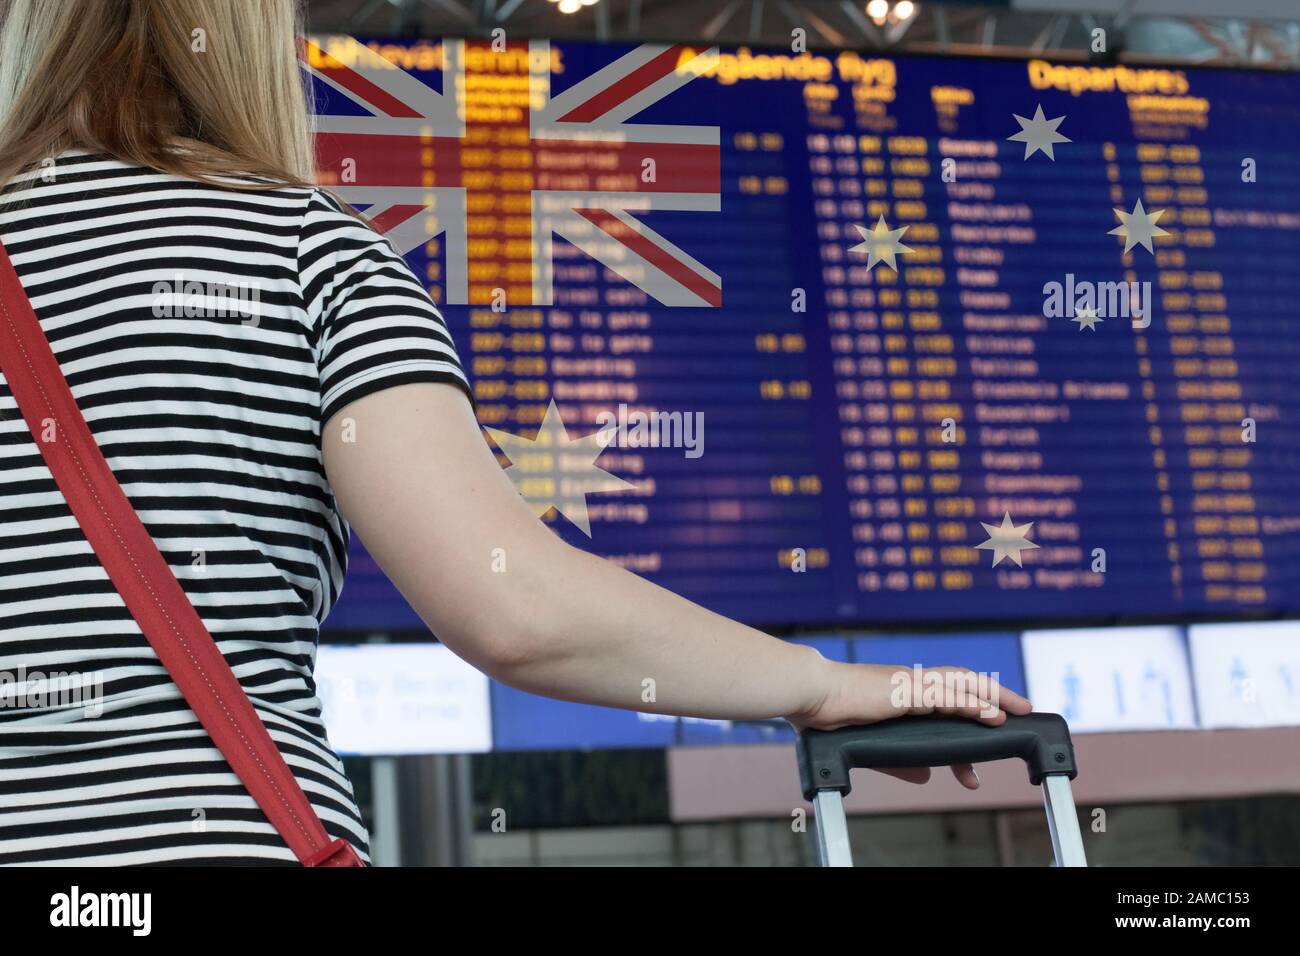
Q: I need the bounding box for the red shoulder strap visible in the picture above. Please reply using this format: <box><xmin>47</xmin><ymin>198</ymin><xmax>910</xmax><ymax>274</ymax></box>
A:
<box><xmin>0</xmin><ymin>239</ymin><xmax>362</xmax><ymax>867</ymax></box>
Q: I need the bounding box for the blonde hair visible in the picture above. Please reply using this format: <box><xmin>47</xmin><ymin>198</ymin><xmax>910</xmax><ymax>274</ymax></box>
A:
<box><xmin>0</xmin><ymin>0</ymin><xmax>317</xmax><ymax>194</ymax></box>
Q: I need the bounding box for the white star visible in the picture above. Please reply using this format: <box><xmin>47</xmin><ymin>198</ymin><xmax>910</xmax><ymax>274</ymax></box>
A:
<box><xmin>485</xmin><ymin>400</ymin><xmax>635</xmax><ymax>537</ymax></box>
<box><xmin>1007</xmin><ymin>104</ymin><xmax>1071</xmax><ymax>160</ymax></box>
<box><xmin>849</xmin><ymin>216</ymin><xmax>913</xmax><ymax>272</ymax></box>
<box><xmin>1109</xmin><ymin>199</ymin><xmax>1171</xmax><ymax>254</ymax></box>
<box><xmin>1072</xmin><ymin>306</ymin><xmax>1103</xmax><ymax>332</ymax></box>
<box><xmin>975</xmin><ymin>512</ymin><xmax>1041</xmax><ymax>568</ymax></box>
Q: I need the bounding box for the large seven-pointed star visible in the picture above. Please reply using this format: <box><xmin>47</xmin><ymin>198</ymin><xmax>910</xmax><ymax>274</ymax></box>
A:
<box><xmin>1109</xmin><ymin>199</ymin><xmax>1171</xmax><ymax>254</ymax></box>
<box><xmin>849</xmin><ymin>216</ymin><xmax>914</xmax><ymax>272</ymax></box>
<box><xmin>975</xmin><ymin>512</ymin><xmax>1041</xmax><ymax>568</ymax></box>
<box><xmin>1007</xmin><ymin>104</ymin><xmax>1071</xmax><ymax>160</ymax></box>
<box><xmin>485</xmin><ymin>400</ymin><xmax>635</xmax><ymax>538</ymax></box>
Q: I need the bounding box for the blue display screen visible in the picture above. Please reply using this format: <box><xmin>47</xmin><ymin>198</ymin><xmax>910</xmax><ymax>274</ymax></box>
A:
<box><xmin>313</xmin><ymin>38</ymin><xmax>1300</xmax><ymax>634</ymax></box>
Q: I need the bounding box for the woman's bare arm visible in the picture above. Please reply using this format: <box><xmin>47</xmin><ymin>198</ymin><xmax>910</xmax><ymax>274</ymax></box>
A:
<box><xmin>322</xmin><ymin>383</ymin><xmax>1031</xmax><ymax>786</ymax></box>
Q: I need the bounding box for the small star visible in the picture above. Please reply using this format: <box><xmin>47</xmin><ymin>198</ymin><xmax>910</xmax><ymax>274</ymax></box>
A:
<box><xmin>1072</xmin><ymin>306</ymin><xmax>1103</xmax><ymax>332</ymax></box>
<box><xmin>849</xmin><ymin>216</ymin><xmax>913</xmax><ymax>272</ymax></box>
<box><xmin>1109</xmin><ymin>199</ymin><xmax>1170</xmax><ymax>254</ymax></box>
<box><xmin>975</xmin><ymin>512</ymin><xmax>1041</xmax><ymax>568</ymax></box>
<box><xmin>485</xmin><ymin>399</ymin><xmax>635</xmax><ymax>537</ymax></box>
<box><xmin>1007</xmin><ymin>105</ymin><xmax>1071</xmax><ymax>160</ymax></box>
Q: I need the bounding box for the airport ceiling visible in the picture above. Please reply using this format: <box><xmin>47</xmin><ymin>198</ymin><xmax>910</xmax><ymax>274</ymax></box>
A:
<box><xmin>304</xmin><ymin>0</ymin><xmax>1300</xmax><ymax>67</ymax></box>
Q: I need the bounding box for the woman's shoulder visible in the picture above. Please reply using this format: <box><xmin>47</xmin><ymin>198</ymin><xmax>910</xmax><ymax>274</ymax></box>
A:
<box><xmin>42</xmin><ymin>148</ymin><xmax>327</xmax><ymax>204</ymax></box>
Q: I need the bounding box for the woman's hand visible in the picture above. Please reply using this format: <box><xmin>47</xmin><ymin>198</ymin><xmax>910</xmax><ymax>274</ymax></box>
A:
<box><xmin>785</xmin><ymin>662</ymin><xmax>1034</xmax><ymax>790</ymax></box>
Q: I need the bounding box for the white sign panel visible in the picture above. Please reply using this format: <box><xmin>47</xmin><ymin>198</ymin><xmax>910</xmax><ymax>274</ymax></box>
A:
<box><xmin>316</xmin><ymin>643</ymin><xmax>491</xmax><ymax>755</ymax></box>
<box><xmin>1188</xmin><ymin>621</ymin><xmax>1300</xmax><ymax>729</ymax></box>
<box><xmin>1021</xmin><ymin>626</ymin><xmax>1196</xmax><ymax>732</ymax></box>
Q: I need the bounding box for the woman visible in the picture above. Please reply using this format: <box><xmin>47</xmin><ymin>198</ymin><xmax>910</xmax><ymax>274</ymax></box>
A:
<box><xmin>0</xmin><ymin>0</ymin><xmax>1029</xmax><ymax>865</ymax></box>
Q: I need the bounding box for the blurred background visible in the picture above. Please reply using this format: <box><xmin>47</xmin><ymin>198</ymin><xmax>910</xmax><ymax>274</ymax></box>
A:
<box><xmin>301</xmin><ymin>0</ymin><xmax>1300</xmax><ymax>865</ymax></box>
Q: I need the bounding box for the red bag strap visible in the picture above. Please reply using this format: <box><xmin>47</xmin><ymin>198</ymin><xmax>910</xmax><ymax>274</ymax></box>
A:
<box><xmin>0</xmin><ymin>239</ymin><xmax>362</xmax><ymax>867</ymax></box>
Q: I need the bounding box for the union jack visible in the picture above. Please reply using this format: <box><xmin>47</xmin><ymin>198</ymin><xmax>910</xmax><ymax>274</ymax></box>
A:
<box><xmin>303</xmin><ymin>37</ymin><xmax>722</xmax><ymax>307</ymax></box>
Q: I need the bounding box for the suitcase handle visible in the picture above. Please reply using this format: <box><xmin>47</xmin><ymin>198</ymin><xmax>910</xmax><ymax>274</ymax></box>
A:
<box><xmin>796</xmin><ymin>712</ymin><xmax>1077</xmax><ymax>800</ymax></box>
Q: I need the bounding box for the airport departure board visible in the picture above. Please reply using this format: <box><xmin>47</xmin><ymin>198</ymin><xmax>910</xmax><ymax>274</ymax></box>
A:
<box><xmin>308</xmin><ymin>37</ymin><xmax>1300</xmax><ymax>631</ymax></box>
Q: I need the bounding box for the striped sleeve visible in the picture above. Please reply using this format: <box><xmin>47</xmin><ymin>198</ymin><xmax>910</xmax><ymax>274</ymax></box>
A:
<box><xmin>298</xmin><ymin>189</ymin><xmax>473</xmax><ymax>424</ymax></box>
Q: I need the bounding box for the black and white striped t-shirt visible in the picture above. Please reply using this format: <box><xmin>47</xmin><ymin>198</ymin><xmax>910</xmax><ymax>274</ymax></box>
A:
<box><xmin>0</xmin><ymin>151</ymin><xmax>471</xmax><ymax>864</ymax></box>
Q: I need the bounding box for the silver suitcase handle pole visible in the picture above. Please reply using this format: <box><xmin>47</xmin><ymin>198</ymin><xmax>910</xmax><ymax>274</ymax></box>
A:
<box><xmin>797</xmin><ymin>713</ymin><xmax>1086</xmax><ymax>867</ymax></box>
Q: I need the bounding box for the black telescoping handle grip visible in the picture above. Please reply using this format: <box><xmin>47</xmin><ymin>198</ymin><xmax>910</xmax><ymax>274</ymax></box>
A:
<box><xmin>796</xmin><ymin>712</ymin><xmax>1077</xmax><ymax>800</ymax></box>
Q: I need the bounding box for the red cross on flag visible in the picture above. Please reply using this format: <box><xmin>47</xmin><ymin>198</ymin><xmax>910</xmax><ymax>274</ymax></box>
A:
<box><xmin>304</xmin><ymin>37</ymin><xmax>723</xmax><ymax>308</ymax></box>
